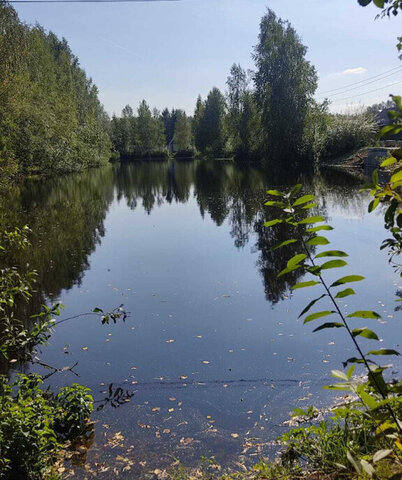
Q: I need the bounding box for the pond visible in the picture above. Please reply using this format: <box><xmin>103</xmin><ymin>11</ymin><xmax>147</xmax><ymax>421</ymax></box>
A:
<box><xmin>2</xmin><ymin>160</ymin><xmax>401</xmax><ymax>477</ymax></box>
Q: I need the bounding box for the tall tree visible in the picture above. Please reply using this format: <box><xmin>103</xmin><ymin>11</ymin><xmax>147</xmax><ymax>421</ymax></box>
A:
<box><xmin>173</xmin><ymin>110</ymin><xmax>193</xmax><ymax>152</ymax></box>
<box><xmin>197</xmin><ymin>88</ymin><xmax>227</xmax><ymax>156</ymax></box>
<box><xmin>193</xmin><ymin>95</ymin><xmax>205</xmax><ymax>152</ymax></box>
<box><xmin>253</xmin><ymin>9</ymin><xmax>317</xmax><ymax>166</ymax></box>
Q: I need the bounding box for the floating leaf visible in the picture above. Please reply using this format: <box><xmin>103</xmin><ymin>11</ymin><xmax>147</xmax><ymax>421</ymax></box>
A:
<box><xmin>313</xmin><ymin>322</ymin><xmax>344</xmax><ymax>332</ymax></box>
<box><xmin>298</xmin><ymin>294</ymin><xmax>326</xmax><ymax>318</ymax></box>
<box><xmin>304</xmin><ymin>310</ymin><xmax>335</xmax><ymax>324</ymax></box>
<box><xmin>291</xmin><ymin>280</ymin><xmax>320</xmax><ymax>290</ymax></box>
<box><xmin>231</xmin><ymin>433</ymin><xmax>239</xmax><ymax>438</ymax></box>
<box><xmin>271</xmin><ymin>239</ymin><xmax>298</xmax><ymax>251</ymax></box>
<box><xmin>287</xmin><ymin>253</ymin><xmax>307</xmax><ymax>268</ymax></box>
<box><xmin>347</xmin><ymin>311</ymin><xmax>381</xmax><ymax>319</ymax></box>
<box><xmin>335</xmin><ymin>288</ymin><xmax>356</xmax><ymax>299</ymax></box>
<box><xmin>352</xmin><ymin>328</ymin><xmax>379</xmax><ymax>340</ymax></box>
<box><xmin>331</xmin><ymin>275</ymin><xmax>365</xmax><ymax>287</ymax></box>
<box><xmin>315</xmin><ymin>250</ymin><xmax>348</xmax><ymax>258</ymax></box>
<box><xmin>293</xmin><ymin>195</ymin><xmax>315</xmax><ymax>207</ymax></box>
<box><xmin>320</xmin><ymin>259</ymin><xmax>347</xmax><ymax>270</ymax></box>
<box><xmin>307</xmin><ymin>236</ymin><xmax>329</xmax><ymax>246</ymax></box>
<box><xmin>264</xmin><ymin>219</ymin><xmax>282</xmax><ymax>227</ymax></box>
<box><xmin>298</xmin><ymin>216</ymin><xmax>325</xmax><ymax>225</ymax></box>
<box><xmin>307</xmin><ymin>225</ymin><xmax>333</xmax><ymax>233</ymax></box>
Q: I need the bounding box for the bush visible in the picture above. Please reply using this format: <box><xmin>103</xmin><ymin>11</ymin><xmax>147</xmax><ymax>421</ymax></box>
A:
<box><xmin>0</xmin><ymin>374</ymin><xmax>93</xmax><ymax>480</ymax></box>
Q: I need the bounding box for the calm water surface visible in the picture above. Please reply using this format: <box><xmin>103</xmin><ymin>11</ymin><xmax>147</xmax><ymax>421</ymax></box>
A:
<box><xmin>2</xmin><ymin>160</ymin><xmax>401</xmax><ymax>477</ymax></box>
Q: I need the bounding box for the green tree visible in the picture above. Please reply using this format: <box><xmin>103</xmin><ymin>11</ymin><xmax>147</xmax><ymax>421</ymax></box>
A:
<box><xmin>173</xmin><ymin>110</ymin><xmax>193</xmax><ymax>152</ymax></box>
<box><xmin>193</xmin><ymin>95</ymin><xmax>205</xmax><ymax>152</ymax></box>
<box><xmin>197</xmin><ymin>87</ymin><xmax>227</xmax><ymax>157</ymax></box>
<box><xmin>253</xmin><ymin>9</ymin><xmax>317</xmax><ymax>167</ymax></box>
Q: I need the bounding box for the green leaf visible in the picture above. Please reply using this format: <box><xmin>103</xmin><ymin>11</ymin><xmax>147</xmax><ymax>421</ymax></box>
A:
<box><xmin>372</xmin><ymin>449</ymin><xmax>392</xmax><ymax>463</ymax></box>
<box><xmin>93</xmin><ymin>307</ymin><xmax>103</xmax><ymax>313</ymax></box>
<box><xmin>291</xmin><ymin>280</ymin><xmax>320</xmax><ymax>290</ymax></box>
<box><xmin>320</xmin><ymin>259</ymin><xmax>347</xmax><ymax>270</ymax></box>
<box><xmin>288</xmin><ymin>184</ymin><xmax>302</xmax><ymax>198</ymax></box>
<box><xmin>331</xmin><ymin>370</ymin><xmax>348</xmax><ymax>381</ymax></box>
<box><xmin>347</xmin><ymin>451</ymin><xmax>362</xmax><ymax>475</ymax></box>
<box><xmin>331</xmin><ymin>275</ymin><xmax>365</xmax><ymax>287</ymax></box>
<box><xmin>347</xmin><ymin>310</ymin><xmax>381</xmax><ymax>319</ymax></box>
<box><xmin>298</xmin><ymin>216</ymin><xmax>325</xmax><ymax>225</ymax></box>
<box><xmin>265</xmin><ymin>200</ymin><xmax>286</xmax><ymax>208</ymax></box>
<box><xmin>346</xmin><ymin>365</ymin><xmax>355</xmax><ymax>379</ymax></box>
<box><xmin>390</xmin><ymin>169</ymin><xmax>402</xmax><ymax>184</ymax></box>
<box><xmin>368</xmin><ymin>198</ymin><xmax>380</xmax><ymax>213</ymax></box>
<box><xmin>359</xmin><ymin>390</ymin><xmax>379</xmax><ymax>410</ymax></box>
<box><xmin>307</xmin><ymin>225</ymin><xmax>333</xmax><ymax>233</ymax></box>
<box><xmin>352</xmin><ymin>328</ymin><xmax>379</xmax><ymax>340</ymax></box>
<box><xmin>307</xmin><ymin>236</ymin><xmax>329</xmax><ymax>246</ymax></box>
<box><xmin>335</xmin><ymin>288</ymin><xmax>356</xmax><ymax>299</ymax></box>
<box><xmin>287</xmin><ymin>253</ymin><xmax>307</xmax><ymax>268</ymax></box>
<box><xmin>293</xmin><ymin>195</ymin><xmax>315</xmax><ymax>207</ymax></box>
<box><xmin>298</xmin><ymin>294</ymin><xmax>326</xmax><ymax>318</ymax></box>
<box><xmin>264</xmin><ymin>219</ymin><xmax>282</xmax><ymax>227</ymax></box>
<box><xmin>313</xmin><ymin>322</ymin><xmax>344</xmax><ymax>332</ymax></box>
<box><xmin>277</xmin><ymin>265</ymin><xmax>301</xmax><ymax>278</ymax></box>
<box><xmin>304</xmin><ymin>310</ymin><xmax>335</xmax><ymax>324</ymax></box>
<box><xmin>315</xmin><ymin>250</ymin><xmax>348</xmax><ymax>259</ymax></box>
<box><xmin>367</xmin><ymin>349</ymin><xmax>400</xmax><ymax>356</ymax></box>
<box><xmin>372</xmin><ymin>169</ymin><xmax>379</xmax><ymax>186</ymax></box>
<box><xmin>266</xmin><ymin>189</ymin><xmax>284</xmax><ymax>197</ymax></box>
<box><xmin>271</xmin><ymin>239</ymin><xmax>298</xmax><ymax>251</ymax></box>
<box><xmin>302</xmin><ymin>203</ymin><xmax>318</xmax><ymax>210</ymax></box>
<box><xmin>380</xmin><ymin>157</ymin><xmax>397</xmax><ymax>167</ymax></box>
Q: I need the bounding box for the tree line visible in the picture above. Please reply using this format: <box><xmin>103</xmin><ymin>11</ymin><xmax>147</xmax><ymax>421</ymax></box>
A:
<box><xmin>0</xmin><ymin>3</ymin><xmax>382</xmax><ymax>179</ymax></box>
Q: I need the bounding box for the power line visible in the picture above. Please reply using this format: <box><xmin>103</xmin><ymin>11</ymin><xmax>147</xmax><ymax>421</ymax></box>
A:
<box><xmin>318</xmin><ymin>67</ymin><xmax>402</xmax><ymax>99</ymax></box>
<box><xmin>317</xmin><ymin>66</ymin><xmax>402</xmax><ymax>96</ymax></box>
<box><xmin>331</xmin><ymin>79</ymin><xmax>402</xmax><ymax>105</ymax></box>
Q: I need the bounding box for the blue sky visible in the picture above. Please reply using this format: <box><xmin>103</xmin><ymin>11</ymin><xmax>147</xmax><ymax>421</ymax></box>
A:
<box><xmin>14</xmin><ymin>0</ymin><xmax>402</xmax><ymax>115</ymax></box>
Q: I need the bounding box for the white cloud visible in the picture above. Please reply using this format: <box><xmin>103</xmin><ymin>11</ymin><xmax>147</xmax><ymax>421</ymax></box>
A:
<box><xmin>341</xmin><ymin>67</ymin><xmax>367</xmax><ymax>75</ymax></box>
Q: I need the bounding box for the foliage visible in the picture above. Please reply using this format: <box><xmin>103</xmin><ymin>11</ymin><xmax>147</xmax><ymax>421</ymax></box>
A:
<box><xmin>0</xmin><ymin>3</ymin><xmax>111</xmax><ymax>178</ymax></box>
<box><xmin>173</xmin><ymin>110</ymin><xmax>193</xmax><ymax>153</ymax></box>
<box><xmin>253</xmin><ymin>9</ymin><xmax>318</xmax><ymax>166</ymax></box>
<box><xmin>193</xmin><ymin>88</ymin><xmax>228</xmax><ymax>157</ymax></box>
<box><xmin>0</xmin><ymin>374</ymin><xmax>93</xmax><ymax>480</ymax></box>
<box><xmin>110</xmin><ymin>101</ymin><xmax>168</xmax><ymax>159</ymax></box>
<box><xmin>322</xmin><ymin>111</ymin><xmax>377</xmax><ymax>160</ymax></box>
<box><xmin>363</xmin><ymin>95</ymin><xmax>402</xmax><ymax>272</ymax></box>
<box><xmin>264</xmin><ymin>185</ymin><xmax>402</xmax><ymax>476</ymax></box>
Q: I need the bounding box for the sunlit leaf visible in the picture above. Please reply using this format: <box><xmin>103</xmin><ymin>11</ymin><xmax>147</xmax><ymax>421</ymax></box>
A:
<box><xmin>352</xmin><ymin>328</ymin><xmax>379</xmax><ymax>340</ymax></box>
<box><xmin>320</xmin><ymin>259</ymin><xmax>347</xmax><ymax>270</ymax></box>
<box><xmin>271</xmin><ymin>239</ymin><xmax>298</xmax><ymax>251</ymax></box>
<box><xmin>313</xmin><ymin>322</ymin><xmax>344</xmax><ymax>332</ymax></box>
<box><xmin>347</xmin><ymin>451</ymin><xmax>362</xmax><ymax>475</ymax></box>
<box><xmin>360</xmin><ymin>459</ymin><xmax>375</xmax><ymax>478</ymax></box>
<box><xmin>293</xmin><ymin>195</ymin><xmax>315</xmax><ymax>207</ymax></box>
<box><xmin>264</xmin><ymin>219</ymin><xmax>282</xmax><ymax>227</ymax></box>
<box><xmin>266</xmin><ymin>189</ymin><xmax>285</xmax><ymax>197</ymax></box>
<box><xmin>359</xmin><ymin>390</ymin><xmax>378</xmax><ymax>410</ymax></box>
<box><xmin>277</xmin><ymin>265</ymin><xmax>302</xmax><ymax>278</ymax></box>
<box><xmin>292</xmin><ymin>280</ymin><xmax>320</xmax><ymax>290</ymax></box>
<box><xmin>335</xmin><ymin>288</ymin><xmax>356</xmax><ymax>298</ymax></box>
<box><xmin>307</xmin><ymin>236</ymin><xmax>329</xmax><ymax>246</ymax></box>
<box><xmin>331</xmin><ymin>370</ymin><xmax>348</xmax><ymax>380</ymax></box>
<box><xmin>315</xmin><ymin>250</ymin><xmax>348</xmax><ymax>258</ymax></box>
<box><xmin>265</xmin><ymin>200</ymin><xmax>286</xmax><ymax>208</ymax></box>
<box><xmin>298</xmin><ymin>216</ymin><xmax>325</xmax><ymax>225</ymax></box>
<box><xmin>288</xmin><ymin>184</ymin><xmax>302</xmax><ymax>198</ymax></box>
<box><xmin>380</xmin><ymin>157</ymin><xmax>397</xmax><ymax>167</ymax></box>
<box><xmin>304</xmin><ymin>310</ymin><xmax>335</xmax><ymax>324</ymax></box>
<box><xmin>307</xmin><ymin>225</ymin><xmax>333</xmax><ymax>233</ymax></box>
<box><xmin>302</xmin><ymin>203</ymin><xmax>318</xmax><ymax>210</ymax></box>
<box><xmin>298</xmin><ymin>294</ymin><xmax>326</xmax><ymax>318</ymax></box>
<box><xmin>390</xmin><ymin>169</ymin><xmax>402</xmax><ymax>184</ymax></box>
<box><xmin>368</xmin><ymin>198</ymin><xmax>380</xmax><ymax>212</ymax></box>
<box><xmin>287</xmin><ymin>253</ymin><xmax>307</xmax><ymax>268</ymax></box>
<box><xmin>347</xmin><ymin>311</ymin><xmax>381</xmax><ymax>319</ymax></box>
<box><xmin>373</xmin><ymin>449</ymin><xmax>392</xmax><ymax>463</ymax></box>
<box><xmin>330</xmin><ymin>275</ymin><xmax>365</xmax><ymax>287</ymax></box>
<box><xmin>367</xmin><ymin>349</ymin><xmax>400</xmax><ymax>356</ymax></box>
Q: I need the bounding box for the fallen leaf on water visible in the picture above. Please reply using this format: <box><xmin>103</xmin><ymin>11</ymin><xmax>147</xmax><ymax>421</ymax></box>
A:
<box><xmin>130</xmin><ymin>366</ymin><xmax>137</xmax><ymax>370</ymax></box>
<box><xmin>163</xmin><ymin>429</ymin><xmax>171</xmax><ymax>434</ymax></box>
<box><xmin>138</xmin><ymin>422</ymin><xmax>151</xmax><ymax>429</ymax></box>
<box><xmin>166</xmin><ymin>339</ymin><xmax>175</xmax><ymax>344</ymax></box>
<box><xmin>82</xmin><ymin>347</ymin><xmax>88</xmax><ymax>351</ymax></box>
<box><xmin>180</xmin><ymin>437</ymin><xmax>193</xmax><ymax>445</ymax></box>
<box><xmin>169</xmin><ymin>397</ymin><xmax>176</xmax><ymax>401</ymax></box>
<box><xmin>180</xmin><ymin>375</ymin><xmax>188</xmax><ymax>380</ymax></box>
<box><xmin>196</xmin><ymin>335</ymin><xmax>202</xmax><ymax>339</ymax></box>
<box><xmin>231</xmin><ymin>433</ymin><xmax>239</xmax><ymax>438</ymax></box>
<box><xmin>152</xmin><ymin>407</ymin><xmax>161</xmax><ymax>412</ymax></box>
<box><xmin>168</xmin><ymin>408</ymin><xmax>174</xmax><ymax>413</ymax></box>
<box><xmin>202</xmin><ymin>360</ymin><xmax>210</xmax><ymax>365</ymax></box>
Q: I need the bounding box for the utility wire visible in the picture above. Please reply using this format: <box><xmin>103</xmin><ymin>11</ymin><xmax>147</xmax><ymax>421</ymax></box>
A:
<box><xmin>318</xmin><ymin>67</ymin><xmax>402</xmax><ymax>99</ymax></box>
<box><xmin>317</xmin><ymin>66</ymin><xmax>402</xmax><ymax>96</ymax></box>
<box><xmin>331</xmin><ymin>79</ymin><xmax>402</xmax><ymax>105</ymax></box>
